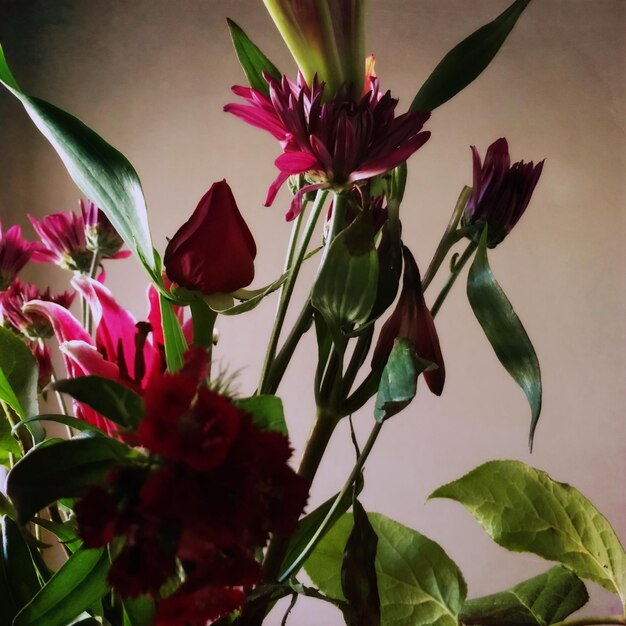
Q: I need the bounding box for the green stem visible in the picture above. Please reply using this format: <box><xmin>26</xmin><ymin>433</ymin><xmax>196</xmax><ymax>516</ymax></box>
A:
<box><xmin>278</xmin><ymin>419</ymin><xmax>384</xmax><ymax>582</ymax></box>
<box><xmin>421</xmin><ymin>186</ymin><xmax>471</xmax><ymax>291</ymax></box>
<box><xmin>258</xmin><ymin>190</ymin><xmax>328</xmax><ymax>394</ymax></box>
<box><xmin>1</xmin><ymin>400</ymin><xmax>29</xmax><ymax>456</ymax></box>
<box><xmin>430</xmin><ymin>240</ymin><xmax>477</xmax><ymax>318</ymax></box>
<box><xmin>549</xmin><ymin>618</ymin><xmax>625</xmax><ymax>626</ymax></box>
<box><xmin>342</xmin><ymin>326</ymin><xmax>374</xmax><ymax>397</ymax></box>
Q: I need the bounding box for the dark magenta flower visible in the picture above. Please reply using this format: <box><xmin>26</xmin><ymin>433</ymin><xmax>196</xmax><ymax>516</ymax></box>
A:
<box><xmin>80</xmin><ymin>199</ymin><xmax>129</xmax><ymax>259</ymax></box>
<box><xmin>0</xmin><ymin>279</ymin><xmax>75</xmax><ymax>339</ymax></box>
<box><xmin>463</xmin><ymin>138</ymin><xmax>544</xmax><ymax>247</ymax></box>
<box><xmin>0</xmin><ymin>221</ymin><xmax>38</xmax><ymax>290</ymax></box>
<box><xmin>164</xmin><ymin>180</ymin><xmax>256</xmax><ymax>295</ymax></box>
<box><xmin>225</xmin><ymin>73</ymin><xmax>430</xmax><ymax>220</ymax></box>
<box><xmin>372</xmin><ymin>246</ymin><xmax>445</xmax><ymax>396</ymax></box>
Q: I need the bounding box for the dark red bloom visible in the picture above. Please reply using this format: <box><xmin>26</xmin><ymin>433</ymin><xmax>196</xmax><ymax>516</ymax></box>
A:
<box><xmin>137</xmin><ymin>378</ymin><xmax>241</xmax><ymax>472</ymax></box>
<box><xmin>164</xmin><ymin>180</ymin><xmax>256</xmax><ymax>295</ymax></box>
<box><xmin>463</xmin><ymin>138</ymin><xmax>544</xmax><ymax>247</ymax></box>
<box><xmin>0</xmin><ymin>221</ymin><xmax>38</xmax><ymax>290</ymax></box>
<box><xmin>372</xmin><ymin>246</ymin><xmax>445</xmax><ymax>395</ymax></box>
<box><xmin>74</xmin><ymin>486</ymin><xmax>119</xmax><ymax>548</ymax></box>
<box><xmin>225</xmin><ymin>73</ymin><xmax>430</xmax><ymax>220</ymax></box>
<box><xmin>154</xmin><ymin>577</ymin><xmax>245</xmax><ymax>626</ymax></box>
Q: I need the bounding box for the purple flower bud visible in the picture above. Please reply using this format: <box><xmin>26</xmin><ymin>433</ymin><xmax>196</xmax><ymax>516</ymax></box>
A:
<box><xmin>463</xmin><ymin>138</ymin><xmax>544</xmax><ymax>247</ymax></box>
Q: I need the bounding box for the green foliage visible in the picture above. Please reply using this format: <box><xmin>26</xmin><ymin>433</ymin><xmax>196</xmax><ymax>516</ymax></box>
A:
<box><xmin>1</xmin><ymin>516</ymin><xmax>42</xmax><ymax>619</ymax></box>
<box><xmin>431</xmin><ymin>460</ymin><xmax>626</xmax><ymax>606</ymax></box>
<box><xmin>159</xmin><ymin>294</ymin><xmax>188</xmax><ymax>372</ymax></box>
<box><xmin>53</xmin><ymin>376</ymin><xmax>144</xmax><ymax>430</ymax></box>
<box><xmin>460</xmin><ymin>566</ymin><xmax>588</xmax><ymax>626</ymax></box>
<box><xmin>123</xmin><ymin>596</ymin><xmax>155</xmax><ymax>626</ymax></box>
<box><xmin>341</xmin><ymin>500</ymin><xmax>380</xmax><ymax>626</ymax></box>
<box><xmin>374</xmin><ymin>338</ymin><xmax>434</xmax><ymax>422</ymax></box>
<box><xmin>305</xmin><ymin>512</ymin><xmax>466</xmax><ymax>625</ymax></box>
<box><xmin>13</xmin><ymin>547</ymin><xmax>110</xmax><ymax>626</ymax></box>
<box><xmin>237</xmin><ymin>395</ymin><xmax>287</xmax><ymax>435</ymax></box>
<box><xmin>411</xmin><ymin>0</ymin><xmax>532</xmax><ymax>111</ymax></box>
<box><xmin>227</xmin><ymin>19</ymin><xmax>282</xmax><ymax>95</ymax></box>
<box><xmin>467</xmin><ymin>228</ymin><xmax>541</xmax><ymax>446</ymax></box>
<box><xmin>7</xmin><ymin>436</ymin><xmax>133</xmax><ymax>523</ymax></box>
<box><xmin>312</xmin><ymin>213</ymin><xmax>379</xmax><ymax>340</ymax></box>
<box><xmin>0</xmin><ymin>46</ymin><xmax>156</xmax><ymax>277</ymax></box>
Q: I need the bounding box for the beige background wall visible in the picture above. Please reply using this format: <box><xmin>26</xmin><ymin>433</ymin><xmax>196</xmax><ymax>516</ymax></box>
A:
<box><xmin>0</xmin><ymin>1</ymin><xmax>624</xmax><ymax>623</ymax></box>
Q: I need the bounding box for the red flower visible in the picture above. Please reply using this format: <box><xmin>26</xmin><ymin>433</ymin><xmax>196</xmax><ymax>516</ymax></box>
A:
<box><xmin>137</xmin><ymin>378</ymin><xmax>241</xmax><ymax>472</ymax></box>
<box><xmin>225</xmin><ymin>73</ymin><xmax>430</xmax><ymax>220</ymax></box>
<box><xmin>372</xmin><ymin>246</ymin><xmax>445</xmax><ymax>395</ymax></box>
<box><xmin>164</xmin><ymin>180</ymin><xmax>256</xmax><ymax>295</ymax></box>
<box><xmin>74</xmin><ymin>487</ymin><xmax>118</xmax><ymax>548</ymax></box>
<box><xmin>463</xmin><ymin>138</ymin><xmax>544</xmax><ymax>247</ymax></box>
<box><xmin>0</xmin><ymin>221</ymin><xmax>38</xmax><ymax>290</ymax></box>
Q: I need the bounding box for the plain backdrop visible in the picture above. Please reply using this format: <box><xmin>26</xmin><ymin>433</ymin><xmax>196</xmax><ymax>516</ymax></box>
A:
<box><xmin>0</xmin><ymin>1</ymin><xmax>624</xmax><ymax>623</ymax></box>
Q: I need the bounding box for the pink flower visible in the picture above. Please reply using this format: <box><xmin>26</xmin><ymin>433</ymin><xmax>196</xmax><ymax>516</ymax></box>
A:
<box><xmin>0</xmin><ymin>221</ymin><xmax>39</xmax><ymax>290</ymax></box>
<box><xmin>80</xmin><ymin>199</ymin><xmax>130</xmax><ymax>259</ymax></box>
<box><xmin>0</xmin><ymin>278</ymin><xmax>75</xmax><ymax>339</ymax></box>
<box><xmin>164</xmin><ymin>181</ymin><xmax>257</xmax><ymax>295</ymax></box>
<box><xmin>225</xmin><ymin>73</ymin><xmax>430</xmax><ymax>220</ymax></box>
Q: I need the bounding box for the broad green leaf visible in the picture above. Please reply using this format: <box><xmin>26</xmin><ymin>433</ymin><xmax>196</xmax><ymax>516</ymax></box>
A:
<box><xmin>32</xmin><ymin>517</ymin><xmax>81</xmax><ymax>553</ymax></box>
<box><xmin>159</xmin><ymin>294</ymin><xmax>188</xmax><ymax>372</ymax></box>
<box><xmin>7</xmin><ymin>436</ymin><xmax>132</xmax><ymax>523</ymax></box>
<box><xmin>312</xmin><ymin>212</ymin><xmax>379</xmax><ymax>339</ymax></box>
<box><xmin>281</xmin><ymin>478</ymin><xmax>362</xmax><ymax>580</ymax></box>
<box><xmin>237</xmin><ymin>395</ymin><xmax>287</xmax><ymax>435</ymax></box>
<box><xmin>123</xmin><ymin>596</ymin><xmax>155</xmax><ymax>626</ymax></box>
<box><xmin>0</xmin><ymin>327</ymin><xmax>38</xmax><ymax>420</ymax></box>
<box><xmin>53</xmin><ymin>377</ymin><xmax>144</xmax><ymax>429</ymax></box>
<box><xmin>374</xmin><ymin>338</ymin><xmax>435</xmax><ymax>422</ymax></box>
<box><xmin>1</xmin><ymin>516</ymin><xmax>42</xmax><ymax>610</ymax></box>
<box><xmin>227</xmin><ymin>19</ymin><xmax>281</xmax><ymax>95</ymax></box>
<box><xmin>13</xmin><ymin>547</ymin><xmax>110</xmax><ymax>626</ymax></box>
<box><xmin>431</xmin><ymin>461</ymin><xmax>626</xmax><ymax>605</ymax></box>
<box><xmin>411</xmin><ymin>0</ymin><xmax>532</xmax><ymax>111</ymax></box>
<box><xmin>13</xmin><ymin>414</ymin><xmax>106</xmax><ymax>436</ymax></box>
<box><xmin>341</xmin><ymin>500</ymin><xmax>380</xmax><ymax>626</ymax></box>
<box><xmin>467</xmin><ymin>228</ymin><xmax>541</xmax><ymax>447</ymax></box>
<box><xmin>460</xmin><ymin>566</ymin><xmax>588</xmax><ymax>626</ymax></box>
<box><xmin>305</xmin><ymin>512</ymin><xmax>467</xmax><ymax>625</ymax></box>
<box><xmin>0</xmin><ymin>46</ymin><xmax>155</xmax><ymax>274</ymax></box>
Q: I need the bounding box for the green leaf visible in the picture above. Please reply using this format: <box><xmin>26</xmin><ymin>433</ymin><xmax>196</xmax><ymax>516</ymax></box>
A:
<box><xmin>159</xmin><ymin>294</ymin><xmax>188</xmax><ymax>372</ymax></box>
<box><xmin>123</xmin><ymin>596</ymin><xmax>155</xmax><ymax>626</ymax></box>
<box><xmin>411</xmin><ymin>0</ymin><xmax>532</xmax><ymax>111</ymax></box>
<box><xmin>13</xmin><ymin>547</ymin><xmax>110</xmax><ymax>626</ymax></box>
<box><xmin>1</xmin><ymin>516</ymin><xmax>42</xmax><ymax>610</ymax></box>
<box><xmin>0</xmin><ymin>327</ymin><xmax>38</xmax><ymax>421</ymax></box>
<box><xmin>0</xmin><ymin>45</ymin><xmax>155</xmax><ymax>274</ymax></box>
<box><xmin>460</xmin><ymin>566</ymin><xmax>588</xmax><ymax>626</ymax></box>
<box><xmin>237</xmin><ymin>396</ymin><xmax>287</xmax><ymax>435</ymax></box>
<box><xmin>341</xmin><ymin>500</ymin><xmax>380</xmax><ymax>626</ymax></box>
<box><xmin>0</xmin><ymin>406</ymin><xmax>21</xmax><ymax>466</ymax></box>
<box><xmin>312</xmin><ymin>212</ymin><xmax>379</xmax><ymax>339</ymax></box>
<box><xmin>431</xmin><ymin>460</ymin><xmax>626</xmax><ymax>606</ymax></box>
<box><xmin>281</xmin><ymin>479</ymin><xmax>362</xmax><ymax>579</ymax></box>
<box><xmin>13</xmin><ymin>414</ymin><xmax>106</xmax><ymax>437</ymax></box>
<box><xmin>52</xmin><ymin>377</ymin><xmax>144</xmax><ymax>429</ymax></box>
<box><xmin>227</xmin><ymin>19</ymin><xmax>281</xmax><ymax>95</ymax></box>
<box><xmin>7</xmin><ymin>436</ymin><xmax>132</xmax><ymax>523</ymax></box>
<box><xmin>467</xmin><ymin>228</ymin><xmax>541</xmax><ymax>447</ymax></box>
<box><xmin>305</xmin><ymin>512</ymin><xmax>467</xmax><ymax>625</ymax></box>
<box><xmin>374</xmin><ymin>338</ymin><xmax>435</xmax><ymax>422</ymax></box>
<box><xmin>32</xmin><ymin>517</ymin><xmax>81</xmax><ymax>553</ymax></box>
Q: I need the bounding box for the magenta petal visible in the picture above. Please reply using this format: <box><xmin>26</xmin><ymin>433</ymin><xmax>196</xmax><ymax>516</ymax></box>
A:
<box><xmin>265</xmin><ymin>171</ymin><xmax>291</xmax><ymax>207</ymax></box>
<box><xmin>274</xmin><ymin>151</ymin><xmax>319</xmax><ymax>174</ymax></box>
<box><xmin>61</xmin><ymin>341</ymin><xmax>120</xmax><ymax>379</ymax></box>
<box><xmin>350</xmin><ymin>132</ymin><xmax>431</xmax><ymax>182</ymax></box>
<box><xmin>24</xmin><ymin>300</ymin><xmax>92</xmax><ymax>345</ymax></box>
<box><xmin>285</xmin><ymin>183</ymin><xmax>327</xmax><ymax>221</ymax></box>
<box><xmin>223</xmin><ymin>103</ymin><xmax>288</xmax><ymax>141</ymax></box>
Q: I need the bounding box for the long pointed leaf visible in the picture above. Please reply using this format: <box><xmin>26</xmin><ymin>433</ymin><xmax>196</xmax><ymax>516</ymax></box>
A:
<box><xmin>0</xmin><ymin>45</ymin><xmax>156</xmax><ymax>275</ymax></box>
<box><xmin>467</xmin><ymin>227</ymin><xmax>541</xmax><ymax>447</ymax></box>
<box><xmin>411</xmin><ymin>0</ymin><xmax>532</xmax><ymax>111</ymax></box>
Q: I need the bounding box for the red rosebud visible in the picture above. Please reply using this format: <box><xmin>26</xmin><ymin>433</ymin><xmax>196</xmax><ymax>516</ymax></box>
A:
<box><xmin>372</xmin><ymin>246</ymin><xmax>445</xmax><ymax>395</ymax></box>
<box><xmin>164</xmin><ymin>180</ymin><xmax>256</xmax><ymax>294</ymax></box>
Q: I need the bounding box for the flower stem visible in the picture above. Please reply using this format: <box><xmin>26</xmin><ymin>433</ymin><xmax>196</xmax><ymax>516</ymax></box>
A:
<box><xmin>421</xmin><ymin>186</ymin><xmax>471</xmax><ymax>291</ymax></box>
<box><xmin>430</xmin><ymin>240</ymin><xmax>477</xmax><ymax>318</ymax></box>
<box><xmin>258</xmin><ymin>190</ymin><xmax>328</xmax><ymax>394</ymax></box>
<box><xmin>278</xmin><ymin>419</ymin><xmax>384</xmax><ymax>582</ymax></box>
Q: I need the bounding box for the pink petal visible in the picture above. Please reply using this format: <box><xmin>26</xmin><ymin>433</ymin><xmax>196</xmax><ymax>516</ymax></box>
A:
<box><xmin>264</xmin><ymin>171</ymin><xmax>291</xmax><ymax>207</ymax></box>
<box><xmin>60</xmin><ymin>341</ymin><xmax>120</xmax><ymax>379</ymax></box>
<box><xmin>275</xmin><ymin>151</ymin><xmax>319</xmax><ymax>174</ymax></box>
<box><xmin>24</xmin><ymin>300</ymin><xmax>92</xmax><ymax>345</ymax></box>
<box><xmin>285</xmin><ymin>183</ymin><xmax>327</xmax><ymax>221</ymax></box>
<box><xmin>223</xmin><ymin>103</ymin><xmax>288</xmax><ymax>141</ymax></box>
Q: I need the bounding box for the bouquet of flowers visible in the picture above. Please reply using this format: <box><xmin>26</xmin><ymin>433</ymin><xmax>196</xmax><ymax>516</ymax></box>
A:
<box><xmin>0</xmin><ymin>1</ymin><xmax>623</xmax><ymax>625</ymax></box>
